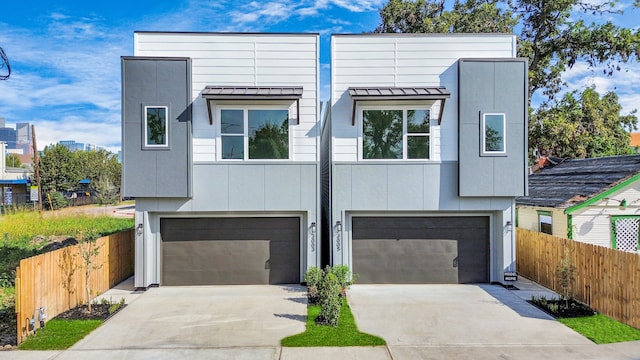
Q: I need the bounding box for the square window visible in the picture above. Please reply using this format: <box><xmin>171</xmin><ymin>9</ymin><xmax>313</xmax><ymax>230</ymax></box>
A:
<box><xmin>218</xmin><ymin>107</ymin><xmax>290</xmax><ymax>160</ymax></box>
<box><xmin>361</xmin><ymin>108</ymin><xmax>431</xmax><ymax>160</ymax></box>
<box><xmin>539</xmin><ymin>213</ymin><xmax>552</xmax><ymax>235</ymax></box>
<box><xmin>482</xmin><ymin>113</ymin><xmax>506</xmax><ymax>155</ymax></box>
<box><xmin>144</xmin><ymin>106</ymin><xmax>168</xmax><ymax>148</ymax></box>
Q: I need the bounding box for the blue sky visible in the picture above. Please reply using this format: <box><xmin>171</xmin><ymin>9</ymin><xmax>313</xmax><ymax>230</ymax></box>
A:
<box><xmin>0</xmin><ymin>0</ymin><xmax>638</xmax><ymax>153</ymax></box>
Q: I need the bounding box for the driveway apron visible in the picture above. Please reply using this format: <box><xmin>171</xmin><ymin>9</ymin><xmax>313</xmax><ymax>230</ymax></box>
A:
<box><xmin>347</xmin><ymin>284</ymin><xmax>593</xmax><ymax>347</ymax></box>
<box><xmin>68</xmin><ymin>285</ymin><xmax>307</xmax><ymax>350</ymax></box>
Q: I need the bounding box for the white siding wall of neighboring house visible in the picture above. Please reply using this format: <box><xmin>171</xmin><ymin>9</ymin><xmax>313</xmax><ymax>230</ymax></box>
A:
<box><xmin>571</xmin><ymin>182</ymin><xmax>640</xmax><ymax>248</ymax></box>
<box><xmin>330</xmin><ymin>34</ymin><xmax>516</xmax><ymax>162</ymax></box>
<box><xmin>134</xmin><ymin>33</ymin><xmax>319</xmax><ymax>163</ymax></box>
<box><xmin>517</xmin><ymin>206</ymin><xmax>568</xmax><ymax>238</ymax></box>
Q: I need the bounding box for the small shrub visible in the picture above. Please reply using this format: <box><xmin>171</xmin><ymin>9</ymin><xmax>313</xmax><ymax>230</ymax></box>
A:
<box><xmin>108</xmin><ymin>298</ymin><xmax>125</xmax><ymax>315</ymax></box>
<box><xmin>556</xmin><ymin>248</ymin><xmax>576</xmax><ymax>307</ymax></box>
<box><xmin>304</xmin><ymin>266</ymin><xmax>323</xmax><ymax>288</ymax></box>
<box><xmin>46</xmin><ymin>192</ymin><xmax>71</xmax><ymax>210</ymax></box>
<box><xmin>330</xmin><ymin>265</ymin><xmax>358</xmax><ymax>294</ymax></box>
<box><xmin>317</xmin><ymin>271</ymin><xmax>341</xmax><ymax>327</ymax></box>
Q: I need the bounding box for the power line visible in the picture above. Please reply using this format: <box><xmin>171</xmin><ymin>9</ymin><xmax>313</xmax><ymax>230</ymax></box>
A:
<box><xmin>0</xmin><ymin>46</ymin><xmax>10</xmax><ymax>80</ymax></box>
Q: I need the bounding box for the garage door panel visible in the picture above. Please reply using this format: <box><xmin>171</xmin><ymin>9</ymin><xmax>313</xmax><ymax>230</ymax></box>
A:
<box><xmin>353</xmin><ymin>239</ymin><xmax>459</xmax><ymax>283</ymax></box>
<box><xmin>160</xmin><ymin>217</ymin><xmax>299</xmax><ymax>285</ymax></box>
<box><xmin>352</xmin><ymin>217</ymin><xmax>489</xmax><ymax>284</ymax></box>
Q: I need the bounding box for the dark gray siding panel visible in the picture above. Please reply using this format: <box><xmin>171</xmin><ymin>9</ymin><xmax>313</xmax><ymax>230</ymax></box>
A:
<box><xmin>352</xmin><ymin>216</ymin><xmax>489</xmax><ymax>284</ymax></box>
<box><xmin>122</xmin><ymin>57</ymin><xmax>192</xmax><ymax>198</ymax></box>
<box><xmin>458</xmin><ymin>59</ymin><xmax>527</xmax><ymax>197</ymax></box>
<box><xmin>160</xmin><ymin>217</ymin><xmax>300</xmax><ymax>285</ymax></box>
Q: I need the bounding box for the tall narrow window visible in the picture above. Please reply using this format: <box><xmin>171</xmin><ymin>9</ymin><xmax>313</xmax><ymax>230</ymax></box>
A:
<box><xmin>407</xmin><ymin>110</ymin><xmax>430</xmax><ymax>159</ymax></box>
<box><xmin>221</xmin><ymin>109</ymin><xmax>244</xmax><ymax>159</ymax></box>
<box><xmin>538</xmin><ymin>211</ymin><xmax>552</xmax><ymax>235</ymax></box>
<box><xmin>144</xmin><ymin>106</ymin><xmax>168</xmax><ymax>148</ymax></box>
<box><xmin>482</xmin><ymin>113</ymin><xmax>506</xmax><ymax>155</ymax></box>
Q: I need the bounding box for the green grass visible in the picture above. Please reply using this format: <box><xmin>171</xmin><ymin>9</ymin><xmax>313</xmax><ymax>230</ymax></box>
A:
<box><xmin>559</xmin><ymin>314</ymin><xmax>640</xmax><ymax>344</ymax></box>
<box><xmin>18</xmin><ymin>319</ymin><xmax>103</xmax><ymax>350</ymax></box>
<box><xmin>281</xmin><ymin>298</ymin><xmax>386</xmax><ymax>347</ymax></box>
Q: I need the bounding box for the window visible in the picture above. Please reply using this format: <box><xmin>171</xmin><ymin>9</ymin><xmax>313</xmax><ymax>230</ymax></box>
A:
<box><xmin>220</xmin><ymin>108</ymin><xmax>289</xmax><ymax>160</ymax></box>
<box><xmin>482</xmin><ymin>113</ymin><xmax>506</xmax><ymax>155</ymax></box>
<box><xmin>144</xmin><ymin>106</ymin><xmax>168</xmax><ymax>148</ymax></box>
<box><xmin>361</xmin><ymin>108</ymin><xmax>430</xmax><ymax>160</ymax></box>
<box><xmin>538</xmin><ymin>211</ymin><xmax>552</xmax><ymax>235</ymax></box>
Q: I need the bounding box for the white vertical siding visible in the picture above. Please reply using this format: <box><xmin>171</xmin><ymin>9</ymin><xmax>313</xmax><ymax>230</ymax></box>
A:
<box><xmin>331</xmin><ymin>34</ymin><xmax>516</xmax><ymax>162</ymax></box>
<box><xmin>134</xmin><ymin>33</ymin><xmax>319</xmax><ymax>162</ymax></box>
<box><xmin>572</xmin><ymin>182</ymin><xmax>640</xmax><ymax>248</ymax></box>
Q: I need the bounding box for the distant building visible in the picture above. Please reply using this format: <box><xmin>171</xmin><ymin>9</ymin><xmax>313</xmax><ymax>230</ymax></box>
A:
<box><xmin>59</xmin><ymin>140</ymin><xmax>86</xmax><ymax>152</ymax></box>
<box><xmin>0</xmin><ymin>127</ymin><xmax>16</xmax><ymax>150</ymax></box>
<box><xmin>16</xmin><ymin>122</ymin><xmax>33</xmax><ymax>155</ymax></box>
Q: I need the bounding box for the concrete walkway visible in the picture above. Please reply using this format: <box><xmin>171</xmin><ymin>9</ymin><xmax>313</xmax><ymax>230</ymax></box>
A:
<box><xmin>2</xmin><ymin>277</ymin><xmax>640</xmax><ymax>360</ymax></box>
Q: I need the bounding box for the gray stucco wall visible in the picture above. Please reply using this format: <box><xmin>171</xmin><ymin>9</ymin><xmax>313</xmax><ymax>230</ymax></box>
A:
<box><xmin>122</xmin><ymin>57</ymin><xmax>192</xmax><ymax>198</ymax></box>
<box><xmin>135</xmin><ymin>163</ymin><xmax>318</xmax><ymax>213</ymax></box>
<box><xmin>331</xmin><ymin>162</ymin><xmax>513</xmax><ymax>214</ymax></box>
<box><xmin>458</xmin><ymin>59</ymin><xmax>527</xmax><ymax>197</ymax></box>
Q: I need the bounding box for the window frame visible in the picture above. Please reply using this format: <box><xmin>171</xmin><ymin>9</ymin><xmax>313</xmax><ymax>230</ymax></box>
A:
<box><xmin>216</xmin><ymin>104</ymin><xmax>292</xmax><ymax>161</ymax></box>
<box><xmin>358</xmin><ymin>105</ymin><xmax>433</xmax><ymax>161</ymax></box>
<box><xmin>537</xmin><ymin>210</ymin><xmax>553</xmax><ymax>235</ymax></box>
<box><xmin>142</xmin><ymin>105</ymin><xmax>170</xmax><ymax>150</ymax></box>
<box><xmin>481</xmin><ymin>112</ymin><xmax>506</xmax><ymax>156</ymax></box>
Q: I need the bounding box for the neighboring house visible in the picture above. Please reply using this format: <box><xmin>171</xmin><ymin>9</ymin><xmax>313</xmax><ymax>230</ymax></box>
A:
<box><xmin>631</xmin><ymin>132</ymin><xmax>640</xmax><ymax>153</ymax></box>
<box><xmin>1</xmin><ymin>141</ymin><xmax>32</xmax><ymax>205</ymax></box>
<box><xmin>122</xmin><ymin>32</ymin><xmax>320</xmax><ymax>287</ymax></box>
<box><xmin>516</xmin><ymin>155</ymin><xmax>640</xmax><ymax>253</ymax></box>
<box><xmin>323</xmin><ymin>34</ymin><xmax>528</xmax><ymax>284</ymax></box>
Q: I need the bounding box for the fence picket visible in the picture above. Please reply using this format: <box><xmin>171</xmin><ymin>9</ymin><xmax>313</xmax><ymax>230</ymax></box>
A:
<box><xmin>14</xmin><ymin>230</ymin><xmax>134</xmax><ymax>344</ymax></box>
<box><xmin>517</xmin><ymin>228</ymin><xmax>640</xmax><ymax>329</ymax></box>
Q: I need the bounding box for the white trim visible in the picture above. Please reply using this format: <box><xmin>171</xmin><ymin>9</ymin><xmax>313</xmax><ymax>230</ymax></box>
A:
<box><xmin>357</xmin><ymin>105</ymin><xmax>435</xmax><ymax>161</ymax></box>
<box><xmin>481</xmin><ymin>112</ymin><xmax>507</xmax><ymax>156</ymax></box>
<box><xmin>143</xmin><ymin>105</ymin><xmax>169</xmax><ymax>148</ymax></box>
<box><xmin>154</xmin><ymin>211</ymin><xmax>308</xmax><ymax>284</ymax></box>
<box><xmin>216</xmin><ymin>104</ymin><xmax>292</xmax><ymax>161</ymax></box>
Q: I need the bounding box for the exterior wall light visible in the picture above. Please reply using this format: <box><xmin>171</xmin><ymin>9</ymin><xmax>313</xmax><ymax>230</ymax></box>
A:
<box><xmin>506</xmin><ymin>220</ymin><xmax>513</xmax><ymax>232</ymax></box>
<box><xmin>136</xmin><ymin>223</ymin><xmax>143</xmax><ymax>236</ymax></box>
<box><xmin>336</xmin><ymin>220</ymin><xmax>342</xmax><ymax>232</ymax></box>
<box><xmin>310</xmin><ymin>222</ymin><xmax>317</xmax><ymax>234</ymax></box>
<box><xmin>619</xmin><ymin>199</ymin><xmax>628</xmax><ymax>210</ymax></box>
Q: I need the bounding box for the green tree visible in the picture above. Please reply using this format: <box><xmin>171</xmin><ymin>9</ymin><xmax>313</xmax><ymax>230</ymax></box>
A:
<box><xmin>530</xmin><ymin>87</ymin><xmax>637</xmax><ymax>159</ymax></box>
<box><xmin>5</xmin><ymin>153</ymin><xmax>21</xmax><ymax>168</ymax></box>
<box><xmin>37</xmin><ymin>144</ymin><xmax>81</xmax><ymax>194</ymax></box>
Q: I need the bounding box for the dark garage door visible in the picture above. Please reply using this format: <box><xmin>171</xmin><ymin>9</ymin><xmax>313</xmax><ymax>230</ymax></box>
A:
<box><xmin>352</xmin><ymin>216</ymin><xmax>489</xmax><ymax>284</ymax></box>
<box><xmin>160</xmin><ymin>217</ymin><xmax>300</xmax><ymax>285</ymax></box>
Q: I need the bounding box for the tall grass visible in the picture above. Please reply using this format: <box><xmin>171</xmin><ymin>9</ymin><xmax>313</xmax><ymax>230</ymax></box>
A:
<box><xmin>0</xmin><ymin>210</ymin><xmax>134</xmax><ymax>249</ymax></box>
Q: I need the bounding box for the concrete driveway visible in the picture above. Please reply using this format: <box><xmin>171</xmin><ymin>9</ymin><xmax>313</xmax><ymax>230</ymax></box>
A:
<box><xmin>62</xmin><ymin>285</ymin><xmax>306</xmax><ymax>357</ymax></box>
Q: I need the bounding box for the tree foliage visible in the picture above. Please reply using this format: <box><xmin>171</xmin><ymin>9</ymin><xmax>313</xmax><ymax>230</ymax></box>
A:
<box><xmin>375</xmin><ymin>0</ymin><xmax>640</xmax><ymax>159</ymax></box>
<box><xmin>36</xmin><ymin>145</ymin><xmax>121</xmax><ymax>207</ymax></box>
<box><xmin>5</xmin><ymin>153</ymin><xmax>22</xmax><ymax>168</ymax></box>
<box><xmin>530</xmin><ymin>87</ymin><xmax>637</xmax><ymax>159</ymax></box>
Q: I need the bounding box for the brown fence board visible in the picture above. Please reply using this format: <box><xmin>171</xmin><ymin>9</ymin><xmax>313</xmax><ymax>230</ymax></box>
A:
<box><xmin>517</xmin><ymin>228</ymin><xmax>640</xmax><ymax>329</ymax></box>
<box><xmin>14</xmin><ymin>230</ymin><xmax>134</xmax><ymax>344</ymax></box>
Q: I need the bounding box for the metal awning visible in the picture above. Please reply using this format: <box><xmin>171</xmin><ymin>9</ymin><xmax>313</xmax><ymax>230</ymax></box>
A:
<box><xmin>202</xmin><ymin>86</ymin><xmax>303</xmax><ymax>124</ymax></box>
<box><xmin>0</xmin><ymin>179</ymin><xmax>29</xmax><ymax>185</ymax></box>
<box><xmin>348</xmin><ymin>86</ymin><xmax>451</xmax><ymax>125</ymax></box>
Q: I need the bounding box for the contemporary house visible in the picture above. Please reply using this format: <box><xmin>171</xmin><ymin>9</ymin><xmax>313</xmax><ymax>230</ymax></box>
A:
<box><xmin>323</xmin><ymin>34</ymin><xmax>528</xmax><ymax>284</ymax></box>
<box><xmin>516</xmin><ymin>155</ymin><xmax>640</xmax><ymax>253</ymax></box>
<box><xmin>1</xmin><ymin>141</ymin><xmax>31</xmax><ymax>205</ymax></box>
<box><xmin>122</xmin><ymin>32</ymin><xmax>321</xmax><ymax>287</ymax></box>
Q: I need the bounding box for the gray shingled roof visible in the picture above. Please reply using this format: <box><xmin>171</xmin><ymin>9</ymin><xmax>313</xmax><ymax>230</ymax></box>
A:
<box><xmin>348</xmin><ymin>87</ymin><xmax>450</xmax><ymax>99</ymax></box>
<box><xmin>202</xmin><ymin>86</ymin><xmax>303</xmax><ymax>98</ymax></box>
<box><xmin>516</xmin><ymin>155</ymin><xmax>640</xmax><ymax>208</ymax></box>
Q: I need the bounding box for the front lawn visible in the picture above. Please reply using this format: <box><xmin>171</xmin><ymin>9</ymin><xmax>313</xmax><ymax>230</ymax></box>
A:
<box><xmin>559</xmin><ymin>314</ymin><xmax>640</xmax><ymax>344</ymax></box>
<box><xmin>18</xmin><ymin>319</ymin><xmax>103</xmax><ymax>350</ymax></box>
<box><xmin>281</xmin><ymin>298</ymin><xmax>386</xmax><ymax>347</ymax></box>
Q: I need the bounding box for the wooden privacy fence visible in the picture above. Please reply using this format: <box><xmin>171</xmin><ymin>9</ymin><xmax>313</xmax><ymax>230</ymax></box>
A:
<box><xmin>517</xmin><ymin>228</ymin><xmax>640</xmax><ymax>329</ymax></box>
<box><xmin>14</xmin><ymin>229</ymin><xmax>134</xmax><ymax>344</ymax></box>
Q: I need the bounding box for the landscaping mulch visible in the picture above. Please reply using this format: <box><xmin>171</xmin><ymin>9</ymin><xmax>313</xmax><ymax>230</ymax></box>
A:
<box><xmin>528</xmin><ymin>298</ymin><xmax>596</xmax><ymax>318</ymax></box>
